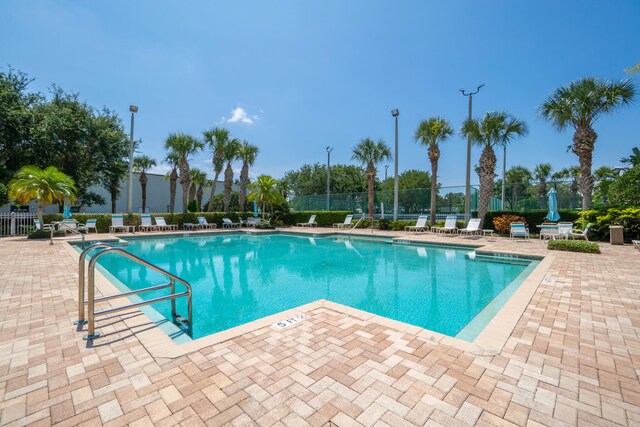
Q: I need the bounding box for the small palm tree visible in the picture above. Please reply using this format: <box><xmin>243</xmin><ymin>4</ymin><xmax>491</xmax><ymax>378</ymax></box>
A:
<box><xmin>461</xmin><ymin>112</ymin><xmax>528</xmax><ymax>223</ymax></box>
<box><xmin>621</xmin><ymin>147</ymin><xmax>640</xmax><ymax>167</ymax></box>
<box><xmin>540</xmin><ymin>77</ymin><xmax>636</xmax><ymax>209</ymax></box>
<box><xmin>202</xmin><ymin>127</ymin><xmax>230</xmax><ymax>211</ymax></box>
<box><xmin>164</xmin><ymin>153</ymin><xmax>180</xmax><ymax>213</ymax></box>
<box><xmin>189</xmin><ymin>168</ymin><xmax>208</xmax><ymax>211</ymax></box>
<box><xmin>415</xmin><ymin>117</ymin><xmax>453</xmax><ymax>225</ymax></box>
<box><xmin>351</xmin><ymin>138</ymin><xmax>392</xmax><ymax>225</ymax></box>
<box><xmin>8</xmin><ymin>165</ymin><xmax>77</xmax><ymax>225</ymax></box>
<box><xmin>247</xmin><ymin>175</ymin><xmax>285</xmax><ymax>219</ymax></box>
<box><xmin>238</xmin><ymin>141</ymin><xmax>259</xmax><ymax>212</ymax></box>
<box><xmin>222</xmin><ymin>138</ymin><xmax>241</xmax><ymax>212</ymax></box>
<box><xmin>133</xmin><ymin>155</ymin><xmax>157</xmax><ymax>213</ymax></box>
<box><xmin>533</xmin><ymin>163</ymin><xmax>553</xmax><ymax>202</ymax></box>
<box><xmin>164</xmin><ymin>133</ymin><xmax>203</xmax><ymax>213</ymax></box>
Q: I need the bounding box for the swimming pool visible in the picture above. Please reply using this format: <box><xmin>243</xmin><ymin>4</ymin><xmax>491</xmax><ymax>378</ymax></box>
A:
<box><xmin>82</xmin><ymin>232</ymin><xmax>539</xmax><ymax>342</ymax></box>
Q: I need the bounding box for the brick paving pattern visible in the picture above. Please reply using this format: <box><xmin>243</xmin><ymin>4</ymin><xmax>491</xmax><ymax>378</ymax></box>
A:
<box><xmin>0</xmin><ymin>230</ymin><xmax>639</xmax><ymax>426</ymax></box>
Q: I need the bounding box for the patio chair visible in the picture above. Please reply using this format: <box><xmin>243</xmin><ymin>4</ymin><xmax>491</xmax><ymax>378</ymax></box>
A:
<box><xmin>405</xmin><ymin>215</ymin><xmax>429</xmax><ymax>232</ymax></box>
<box><xmin>138</xmin><ymin>214</ymin><xmax>156</xmax><ymax>232</ymax></box>
<box><xmin>109</xmin><ymin>215</ymin><xmax>135</xmax><ymax>233</ymax></box>
<box><xmin>633</xmin><ymin>240</ymin><xmax>640</xmax><ymax>251</ymax></box>
<box><xmin>539</xmin><ymin>223</ymin><xmax>560</xmax><ymax>240</ymax></box>
<box><xmin>432</xmin><ymin>215</ymin><xmax>458</xmax><ymax>234</ymax></box>
<box><xmin>333</xmin><ymin>215</ymin><xmax>354</xmax><ymax>229</ymax></box>
<box><xmin>458</xmin><ymin>218</ymin><xmax>482</xmax><ymax>236</ymax></box>
<box><xmin>222</xmin><ymin>218</ymin><xmax>241</xmax><ymax>229</ymax></box>
<box><xmin>154</xmin><ymin>217</ymin><xmax>177</xmax><ymax>231</ymax></box>
<box><xmin>197</xmin><ymin>216</ymin><xmax>217</xmax><ymax>229</ymax></box>
<box><xmin>246</xmin><ymin>217</ymin><xmax>262</xmax><ymax>228</ymax></box>
<box><xmin>297</xmin><ymin>215</ymin><xmax>317</xmax><ymax>227</ymax></box>
<box><xmin>557</xmin><ymin>222</ymin><xmax>573</xmax><ymax>239</ymax></box>
<box><xmin>510</xmin><ymin>222</ymin><xmax>530</xmax><ymax>239</ymax></box>
<box><xmin>78</xmin><ymin>219</ymin><xmax>98</xmax><ymax>233</ymax></box>
<box><xmin>33</xmin><ymin>219</ymin><xmax>53</xmax><ymax>231</ymax></box>
<box><xmin>58</xmin><ymin>219</ymin><xmax>79</xmax><ymax>234</ymax></box>
<box><xmin>569</xmin><ymin>224</ymin><xmax>591</xmax><ymax>241</ymax></box>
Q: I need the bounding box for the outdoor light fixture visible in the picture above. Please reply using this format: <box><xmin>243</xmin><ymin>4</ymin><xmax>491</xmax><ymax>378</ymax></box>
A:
<box><xmin>459</xmin><ymin>84</ymin><xmax>484</xmax><ymax>221</ymax></box>
<box><xmin>129</xmin><ymin>105</ymin><xmax>138</xmax><ymax>113</ymax></box>
<box><xmin>391</xmin><ymin>109</ymin><xmax>399</xmax><ymax>117</ymax></box>
<box><xmin>127</xmin><ymin>105</ymin><xmax>138</xmax><ymax>214</ymax></box>
<box><xmin>391</xmin><ymin>109</ymin><xmax>399</xmax><ymax>220</ymax></box>
<box><xmin>326</xmin><ymin>146</ymin><xmax>334</xmax><ymax>211</ymax></box>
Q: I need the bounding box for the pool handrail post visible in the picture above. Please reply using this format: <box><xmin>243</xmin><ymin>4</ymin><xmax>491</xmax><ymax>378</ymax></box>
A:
<box><xmin>77</xmin><ymin>242</ymin><xmax>115</xmax><ymax>325</ymax></box>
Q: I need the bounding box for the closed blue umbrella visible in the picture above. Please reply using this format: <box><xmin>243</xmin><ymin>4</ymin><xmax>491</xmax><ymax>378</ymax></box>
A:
<box><xmin>63</xmin><ymin>199</ymin><xmax>72</xmax><ymax>219</ymax></box>
<box><xmin>253</xmin><ymin>200</ymin><xmax>258</xmax><ymax>218</ymax></box>
<box><xmin>546</xmin><ymin>188</ymin><xmax>560</xmax><ymax>222</ymax></box>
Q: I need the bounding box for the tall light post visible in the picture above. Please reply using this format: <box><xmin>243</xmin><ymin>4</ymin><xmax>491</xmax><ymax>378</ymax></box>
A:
<box><xmin>127</xmin><ymin>105</ymin><xmax>138</xmax><ymax>214</ymax></box>
<box><xmin>391</xmin><ymin>109</ymin><xmax>399</xmax><ymax>220</ymax></box>
<box><xmin>326</xmin><ymin>146</ymin><xmax>333</xmax><ymax>211</ymax></box>
<box><xmin>501</xmin><ymin>143</ymin><xmax>507</xmax><ymax>210</ymax></box>
<box><xmin>383</xmin><ymin>164</ymin><xmax>389</xmax><ymax>219</ymax></box>
<box><xmin>459</xmin><ymin>84</ymin><xmax>484</xmax><ymax>221</ymax></box>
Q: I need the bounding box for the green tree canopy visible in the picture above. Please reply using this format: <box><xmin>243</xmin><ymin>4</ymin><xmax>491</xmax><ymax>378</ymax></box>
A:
<box><xmin>609</xmin><ymin>166</ymin><xmax>640</xmax><ymax>207</ymax></box>
<box><xmin>282</xmin><ymin>163</ymin><xmax>368</xmax><ymax>196</ymax></box>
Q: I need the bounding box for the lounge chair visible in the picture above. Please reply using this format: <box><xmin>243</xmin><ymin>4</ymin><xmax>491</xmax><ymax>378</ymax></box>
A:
<box><xmin>154</xmin><ymin>217</ymin><xmax>177</xmax><ymax>231</ymax></box>
<box><xmin>405</xmin><ymin>215</ymin><xmax>429</xmax><ymax>232</ymax></box>
<box><xmin>246</xmin><ymin>217</ymin><xmax>262</xmax><ymax>228</ymax></box>
<box><xmin>633</xmin><ymin>240</ymin><xmax>640</xmax><ymax>250</ymax></box>
<box><xmin>197</xmin><ymin>217</ymin><xmax>217</xmax><ymax>229</ymax></box>
<box><xmin>109</xmin><ymin>215</ymin><xmax>135</xmax><ymax>233</ymax></box>
<box><xmin>569</xmin><ymin>224</ymin><xmax>591</xmax><ymax>241</ymax></box>
<box><xmin>138</xmin><ymin>214</ymin><xmax>156</xmax><ymax>232</ymax></box>
<box><xmin>432</xmin><ymin>215</ymin><xmax>458</xmax><ymax>234</ymax></box>
<box><xmin>333</xmin><ymin>215</ymin><xmax>354</xmax><ymax>229</ymax></box>
<box><xmin>459</xmin><ymin>218</ymin><xmax>482</xmax><ymax>236</ymax></box>
<box><xmin>510</xmin><ymin>222</ymin><xmax>530</xmax><ymax>239</ymax></box>
<box><xmin>33</xmin><ymin>219</ymin><xmax>53</xmax><ymax>231</ymax></box>
<box><xmin>222</xmin><ymin>218</ymin><xmax>241</xmax><ymax>229</ymax></box>
<box><xmin>539</xmin><ymin>223</ymin><xmax>559</xmax><ymax>240</ymax></box>
<box><xmin>297</xmin><ymin>215</ymin><xmax>317</xmax><ymax>227</ymax></box>
<box><xmin>557</xmin><ymin>222</ymin><xmax>573</xmax><ymax>239</ymax></box>
<box><xmin>78</xmin><ymin>219</ymin><xmax>97</xmax><ymax>233</ymax></box>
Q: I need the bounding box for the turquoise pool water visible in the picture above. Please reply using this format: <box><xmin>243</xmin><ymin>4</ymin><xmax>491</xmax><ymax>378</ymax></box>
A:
<box><xmin>83</xmin><ymin>233</ymin><xmax>538</xmax><ymax>341</ymax></box>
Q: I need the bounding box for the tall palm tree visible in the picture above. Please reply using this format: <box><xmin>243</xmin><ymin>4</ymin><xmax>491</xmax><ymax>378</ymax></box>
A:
<box><xmin>247</xmin><ymin>175</ymin><xmax>285</xmax><ymax>219</ymax></box>
<box><xmin>238</xmin><ymin>141</ymin><xmax>259</xmax><ymax>212</ymax></box>
<box><xmin>164</xmin><ymin>133</ymin><xmax>203</xmax><ymax>213</ymax></box>
<box><xmin>533</xmin><ymin>163</ymin><xmax>553</xmax><ymax>202</ymax></box>
<box><xmin>189</xmin><ymin>168</ymin><xmax>207</xmax><ymax>211</ymax></box>
<box><xmin>461</xmin><ymin>112</ymin><xmax>528</xmax><ymax>224</ymax></box>
<box><xmin>414</xmin><ymin>117</ymin><xmax>453</xmax><ymax>225</ymax></box>
<box><xmin>222</xmin><ymin>138</ymin><xmax>241</xmax><ymax>212</ymax></box>
<box><xmin>351</xmin><ymin>138</ymin><xmax>392</xmax><ymax>225</ymax></box>
<box><xmin>8</xmin><ymin>165</ymin><xmax>77</xmax><ymax>225</ymax></box>
<box><xmin>540</xmin><ymin>77</ymin><xmax>636</xmax><ymax>209</ymax></box>
<box><xmin>164</xmin><ymin>153</ymin><xmax>179</xmax><ymax>213</ymax></box>
<box><xmin>203</xmin><ymin>127</ymin><xmax>230</xmax><ymax>211</ymax></box>
<box><xmin>133</xmin><ymin>155</ymin><xmax>157</xmax><ymax>213</ymax></box>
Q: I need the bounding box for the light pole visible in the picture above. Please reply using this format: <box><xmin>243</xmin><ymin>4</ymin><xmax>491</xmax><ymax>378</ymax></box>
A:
<box><xmin>326</xmin><ymin>146</ymin><xmax>333</xmax><ymax>211</ymax></box>
<box><xmin>383</xmin><ymin>164</ymin><xmax>389</xmax><ymax>219</ymax></box>
<box><xmin>501</xmin><ymin>143</ymin><xmax>507</xmax><ymax>210</ymax></box>
<box><xmin>459</xmin><ymin>84</ymin><xmax>484</xmax><ymax>221</ymax></box>
<box><xmin>391</xmin><ymin>109</ymin><xmax>399</xmax><ymax>220</ymax></box>
<box><xmin>127</xmin><ymin>105</ymin><xmax>138</xmax><ymax>214</ymax></box>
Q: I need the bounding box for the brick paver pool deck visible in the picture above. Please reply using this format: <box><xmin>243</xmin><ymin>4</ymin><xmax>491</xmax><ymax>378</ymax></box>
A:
<box><xmin>0</xmin><ymin>229</ymin><xmax>639</xmax><ymax>426</ymax></box>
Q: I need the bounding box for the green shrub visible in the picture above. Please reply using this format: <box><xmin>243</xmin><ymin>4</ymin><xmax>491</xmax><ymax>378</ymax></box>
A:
<box><xmin>484</xmin><ymin>210</ymin><xmax>581</xmax><ymax>233</ymax></box>
<box><xmin>28</xmin><ymin>229</ymin><xmax>65</xmax><ymax>239</ymax></box>
<box><xmin>579</xmin><ymin>207</ymin><xmax>640</xmax><ymax>242</ymax></box>
<box><xmin>376</xmin><ymin>218</ymin><xmax>390</xmax><ymax>230</ymax></box>
<box><xmin>187</xmin><ymin>200</ymin><xmax>200</xmax><ymax>213</ymax></box>
<box><xmin>389</xmin><ymin>220</ymin><xmax>414</xmax><ymax>231</ymax></box>
<box><xmin>548</xmin><ymin>240</ymin><xmax>600</xmax><ymax>254</ymax></box>
<box><xmin>287</xmin><ymin>211</ymin><xmax>352</xmax><ymax>227</ymax></box>
<box><xmin>609</xmin><ymin>166</ymin><xmax>640</xmax><ymax>207</ymax></box>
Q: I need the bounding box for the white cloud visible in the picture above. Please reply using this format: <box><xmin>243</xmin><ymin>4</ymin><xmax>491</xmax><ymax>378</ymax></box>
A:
<box><xmin>148</xmin><ymin>163</ymin><xmax>173</xmax><ymax>176</ymax></box>
<box><xmin>226</xmin><ymin>106</ymin><xmax>259</xmax><ymax>124</ymax></box>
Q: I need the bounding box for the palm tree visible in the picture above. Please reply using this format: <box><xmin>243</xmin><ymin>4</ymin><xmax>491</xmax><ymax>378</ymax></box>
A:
<box><xmin>461</xmin><ymin>112</ymin><xmax>528</xmax><ymax>223</ymax></box>
<box><xmin>540</xmin><ymin>77</ymin><xmax>636</xmax><ymax>209</ymax></box>
<box><xmin>553</xmin><ymin>167</ymin><xmax>580</xmax><ymax>208</ymax></box>
<box><xmin>189</xmin><ymin>168</ymin><xmax>208</xmax><ymax>211</ymax></box>
<box><xmin>504</xmin><ymin>166</ymin><xmax>532</xmax><ymax>207</ymax></box>
<box><xmin>133</xmin><ymin>155</ymin><xmax>157</xmax><ymax>213</ymax></box>
<box><xmin>593</xmin><ymin>166</ymin><xmax>617</xmax><ymax>205</ymax></box>
<box><xmin>164</xmin><ymin>133</ymin><xmax>203</xmax><ymax>213</ymax></box>
<box><xmin>621</xmin><ymin>147</ymin><xmax>640</xmax><ymax>167</ymax></box>
<box><xmin>238</xmin><ymin>141</ymin><xmax>259</xmax><ymax>212</ymax></box>
<box><xmin>8</xmin><ymin>165</ymin><xmax>77</xmax><ymax>225</ymax></box>
<box><xmin>533</xmin><ymin>163</ymin><xmax>553</xmax><ymax>203</ymax></box>
<box><xmin>247</xmin><ymin>175</ymin><xmax>285</xmax><ymax>219</ymax></box>
<box><xmin>414</xmin><ymin>117</ymin><xmax>453</xmax><ymax>225</ymax></box>
<box><xmin>351</xmin><ymin>138</ymin><xmax>392</xmax><ymax>225</ymax></box>
<box><xmin>222</xmin><ymin>138</ymin><xmax>241</xmax><ymax>212</ymax></box>
<box><xmin>202</xmin><ymin>127</ymin><xmax>230</xmax><ymax>211</ymax></box>
<box><xmin>165</xmin><ymin>153</ymin><xmax>179</xmax><ymax>213</ymax></box>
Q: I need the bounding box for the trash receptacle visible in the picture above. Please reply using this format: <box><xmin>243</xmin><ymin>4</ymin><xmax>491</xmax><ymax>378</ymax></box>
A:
<box><xmin>609</xmin><ymin>225</ymin><xmax>624</xmax><ymax>245</ymax></box>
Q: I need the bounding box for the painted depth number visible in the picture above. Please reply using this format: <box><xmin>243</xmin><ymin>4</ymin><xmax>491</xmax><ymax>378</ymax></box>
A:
<box><xmin>273</xmin><ymin>314</ymin><xmax>308</xmax><ymax>329</ymax></box>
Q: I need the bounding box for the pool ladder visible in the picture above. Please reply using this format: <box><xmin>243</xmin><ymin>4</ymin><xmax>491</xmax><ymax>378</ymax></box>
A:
<box><xmin>76</xmin><ymin>242</ymin><xmax>193</xmax><ymax>340</ymax></box>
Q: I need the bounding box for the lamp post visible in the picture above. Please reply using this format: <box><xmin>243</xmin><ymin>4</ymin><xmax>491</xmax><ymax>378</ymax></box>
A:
<box><xmin>391</xmin><ymin>109</ymin><xmax>399</xmax><ymax>220</ymax></box>
<box><xmin>127</xmin><ymin>105</ymin><xmax>138</xmax><ymax>214</ymax></box>
<box><xmin>383</xmin><ymin>164</ymin><xmax>389</xmax><ymax>219</ymax></box>
<box><xmin>501</xmin><ymin>143</ymin><xmax>507</xmax><ymax>210</ymax></box>
<box><xmin>459</xmin><ymin>84</ymin><xmax>484</xmax><ymax>221</ymax></box>
<box><xmin>326</xmin><ymin>146</ymin><xmax>333</xmax><ymax>211</ymax></box>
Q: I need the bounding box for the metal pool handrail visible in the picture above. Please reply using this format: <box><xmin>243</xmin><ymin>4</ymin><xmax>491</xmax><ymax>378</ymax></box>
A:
<box><xmin>77</xmin><ymin>242</ymin><xmax>116</xmax><ymax>324</ymax></box>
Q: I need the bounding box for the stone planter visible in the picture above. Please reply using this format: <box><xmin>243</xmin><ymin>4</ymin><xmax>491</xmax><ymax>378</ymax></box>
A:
<box><xmin>609</xmin><ymin>225</ymin><xmax>624</xmax><ymax>245</ymax></box>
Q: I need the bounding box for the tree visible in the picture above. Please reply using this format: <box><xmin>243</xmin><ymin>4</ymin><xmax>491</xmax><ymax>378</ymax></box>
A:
<box><xmin>189</xmin><ymin>168</ymin><xmax>207</xmax><ymax>211</ymax></box>
<box><xmin>222</xmin><ymin>138</ymin><xmax>241</xmax><ymax>212</ymax></box>
<box><xmin>238</xmin><ymin>141</ymin><xmax>259</xmax><ymax>212</ymax></box>
<box><xmin>8</xmin><ymin>166</ymin><xmax>77</xmax><ymax>224</ymax></box>
<box><xmin>609</xmin><ymin>166</ymin><xmax>640</xmax><ymax>207</ymax></box>
<box><xmin>415</xmin><ymin>117</ymin><xmax>453</xmax><ymax>225</ymax></box>
<box><xmin>165</xmin><ymin>153</ymin><xmax>179</xmax><ymax>213</ymax></box>
<box><xmin>133</xmin><ymin>155</ymin><xmax>157</xmax><ymax>213</ymax></box>
<box><xmin>283</xmin><ymin>164</ymin><xmax>367</xmax><ymax>196</ymax></box>
<box><xmin>351</xmin><ymin>138</ymin><xmax>392</xmax><ymax>224</ymax></box>
<box><xmin>504</xmin><ymin>166</ymin><xmax>532</xmax><ymax>207</ymax></box>
<box><xmin>621</xmin><ymin>147</ymin><xmax>640</xmax><ymax>167</ymax></box>
<box><xmin>593</xmin><ymin>166</ymin><xmax>617</xmax><ymax>206</ymax></box>
<box><xmin>461</xmin><ymin>112</ymin><xmax>528</xmax><ymax>224</ymax></box>
<box><xmin>540</xmin><ymin>77</ymin><xmax>636</xmax><ymax>209</ymax></box>
<box><xmin>247</xmin><ymin>175</ymin><xmax>285</xmax><ymax>219</ymax></box>
<box><xmin>553</xmin><ymin>167</ymin><xmax>580</xmax><ymax>208</ymax></box>
<box><xmin>533</xmin><ymin>163</ymin><xmax>553</xmax><ymax>200</ymax></box>
<box><xmin>203</xmin><ymin>127</ymin><xmax>230</xmax><ymax>211</ymax></box>
<box><xmin>164</xmin><ymin>133</ymin><xmax>203</xmax><ymax>213</ymax></box>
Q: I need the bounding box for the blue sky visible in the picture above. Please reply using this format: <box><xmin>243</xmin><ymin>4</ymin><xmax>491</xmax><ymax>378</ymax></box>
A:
<box><xmin>1</xmin><ymin>1</ymin><xmax>639</xmax><ymax>188</ymax></box>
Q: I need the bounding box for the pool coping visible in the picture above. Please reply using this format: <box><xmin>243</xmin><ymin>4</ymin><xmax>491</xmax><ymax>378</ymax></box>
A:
<box><xmin>63</xmin><ymin>229</ymin><xmax>554</xmax><ymax>358</ymax></box>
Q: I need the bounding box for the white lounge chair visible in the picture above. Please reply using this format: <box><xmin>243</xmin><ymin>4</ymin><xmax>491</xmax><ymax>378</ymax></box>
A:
<box><xmin>510</xmin><ymin>222</ymin><xmax>529</xmax><ymax>239</ymax></box>
<box><xmin>59</xmin><ymin>219</ymin><xmax>79</xmax><ymax>234</ymax></box>
<box><xmin>297</xmin><ymin>215</ymin><xmax>317</xmax><ymax>227</ymax></box>
<box><xmin>246</xmin><ymin>217</ymin><xmax>262</xmax><ymax>228</ymax></box>
<box><xmin>138</xmin><ymin>214</ymin><xmax>156</xmax><ymax>232</ymax></box>
<box><xmin>222</xmin><ymin>218</ymin><xmax>241</xmax><ymax>229</ymax></box>
<box><xmin>109</xmin><ymin>215</ymin><xmax>135</xmax><ymax>233</ymax></box>
<box><xmin>570</xmin><ymin>224</ymin><xmax>591</xmax><ymax>241</ymax></box>
<box><xmin>633</xmin><ymin>240</ymin><xmax>640</xmax><ymax>250</ymax></box>
<box><xmin>557</xmin><ymin>222</ymin><xmax>573</xmax><ymax>239</ymax></box>
<box><xmin>539</xmin><ymin>223</ymin><xmax>559</xmax><ymax>240</ymax></box>
<box><xmin>333</xmin><ymin>215</ymin><xmax>354</xmax><ymax>229</ymax></box>
<box><xmin>78</xmin><ymin>219</ymin><xmax>97</xmax><ymax>233</ymax></box>
<box><xmin>33</xmin><ymin>219</ymin><xmax>53</xmax><ymax>231</ymax></box>
<box><xmin>405</xmin><ymin>215</ymin><xmax>429</xmax><ymax>232</ymax></box>
<box><xmin>458</xmin><ymin>218</ymin><xmax>481</xmax><ymax>236</ymax></box>
<box><xmin>197</xmin><ymin>217</ymin><xmax>217</xmax><ymax>229</ymax></box>
<box><xmin>432</xmin><ymin>215</ymin><xmax>458</xmax><ymax>234</ymax></box>
<box><xmin>154</xmin><ymin>217</ymin><xmax>177</xmax><ymax>231</ymax></box>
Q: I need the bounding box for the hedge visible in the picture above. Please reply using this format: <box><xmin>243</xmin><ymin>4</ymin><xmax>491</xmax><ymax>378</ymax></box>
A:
<box><xmin>548</xmin><ymin>240</ymin><xmax>600</xmax><ymax>254</ymax></box>
<box><xmin>286</xmin><ymin>211</ymin><xmax>352</xmax><ymax>227</ymax></box>
<box><xmin>579</xmin><ymin>207</ymin><xmax>640</xmax><ymax>243</ymax></box>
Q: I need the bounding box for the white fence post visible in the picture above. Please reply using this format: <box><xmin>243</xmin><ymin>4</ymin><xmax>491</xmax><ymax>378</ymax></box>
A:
<box><xmin>10</xmin><ymin>212</ymin><xmax>16</xmax><ymax>236</ymax></box>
